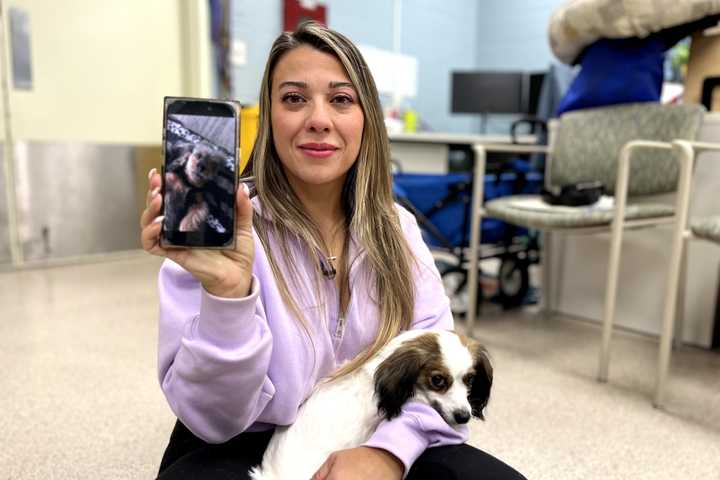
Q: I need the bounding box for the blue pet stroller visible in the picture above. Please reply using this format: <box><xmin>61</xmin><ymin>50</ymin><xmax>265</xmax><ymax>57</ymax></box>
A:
<box><xmin>393</xmin><ymin>157</ymin><xmax>543</xmax><ymax>313</ymax></box>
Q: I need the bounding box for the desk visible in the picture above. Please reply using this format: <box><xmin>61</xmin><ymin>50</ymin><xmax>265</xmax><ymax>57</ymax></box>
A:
<box><xmin>389</xmin><ymin>132</ymin><xmax>537</xmax><ymax>174</ymax></box>
<box><xmin>390</xmin><ymin>132</ymin><xmax>537</xmax><ymax>144</ymax></box>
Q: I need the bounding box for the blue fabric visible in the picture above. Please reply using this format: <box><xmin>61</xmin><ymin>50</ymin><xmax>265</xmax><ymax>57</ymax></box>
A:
<box><xmin>536</xmin><ymin>62</ymin><xmax>576</xmax><ymax>120</ymax></box>
<box><xmin>393</xmin><ymin>171</ymin><xmax>542</xmax><ymax>248</ymax></box>
<box><xmin>557</xmin><ymin>37</ymin><xmax>665</xmax><ymax>116</ymax></box>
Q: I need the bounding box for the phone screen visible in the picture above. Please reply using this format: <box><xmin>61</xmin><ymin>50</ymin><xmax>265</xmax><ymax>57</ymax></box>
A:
<box><xmin>161</xmin><ymin>97</ymin><xmax>240</xmax><ymax>248</ymax></box>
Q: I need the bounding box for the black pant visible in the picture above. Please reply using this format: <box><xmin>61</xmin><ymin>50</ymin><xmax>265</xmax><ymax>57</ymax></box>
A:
<box><xmin>158</xmin><ymin>420</ymin><xmax>526</xmax><ymax>480</ymax></box>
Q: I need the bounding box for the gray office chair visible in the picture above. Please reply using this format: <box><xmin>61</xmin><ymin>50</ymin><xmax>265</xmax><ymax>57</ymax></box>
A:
<box><xmin>655</xmin><ymin>140</ymin><xmax>720</xmax><ymax>408</ymax></box>
<box><xmin>481</xmin><ymin>102</ymin><xmax>705</xmax><ymax>385</ymax></box>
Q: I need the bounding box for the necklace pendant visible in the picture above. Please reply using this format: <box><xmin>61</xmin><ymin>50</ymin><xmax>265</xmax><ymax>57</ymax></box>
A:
<box><xmin>321</xmin><ymin>256</ymin><xmax>337</xmax><ymax>279</ymax></box>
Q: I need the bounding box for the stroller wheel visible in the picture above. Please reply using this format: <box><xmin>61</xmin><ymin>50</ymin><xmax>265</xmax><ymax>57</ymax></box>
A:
<box><xmin>498</xmin><ymin>256</ymin><xmax>529</xmax><ymax>309</ymax></box>
<box><xmin>437</xmin><ymin>262</ymin><xmax>470</xmax><ymax>315</ymax></box>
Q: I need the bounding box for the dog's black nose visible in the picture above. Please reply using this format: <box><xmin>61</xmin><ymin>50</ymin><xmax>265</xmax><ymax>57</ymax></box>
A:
<box><xmin>453</xmin><ymin>410</ymin><xmax>471</xmax><ymax>424</ymax></box>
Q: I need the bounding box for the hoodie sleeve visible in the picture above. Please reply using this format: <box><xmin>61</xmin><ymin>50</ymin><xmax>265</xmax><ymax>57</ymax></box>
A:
<box><xmin>363</xmin><ymin>403</ymin><xmax>469</xmax><ymax>476</ymax></box>
<box><xmin>362</xmin><ymin>205</ymin><xmax>465</xmax><ymax>474</ymax></box>
<box><xmin>157</xmin><ymin>253</ymin><xmax>276</xmax><ymax>443</ymax></box>
<box><xmin>397</xmin><ymin>203</ymin><xmax>454</xmax><ymax>331</ymax></box>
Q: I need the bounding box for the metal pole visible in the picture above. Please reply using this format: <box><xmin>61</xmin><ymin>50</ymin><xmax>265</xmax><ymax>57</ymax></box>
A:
<box><xmin>465</xmin><ymin>144</ymin><xmax>486</xmax><ymax>334</ymax></box>
<box><xmin>0</xmin><ymin>3</ymin><xmax>23</xmax><ymax>266</ymax></box>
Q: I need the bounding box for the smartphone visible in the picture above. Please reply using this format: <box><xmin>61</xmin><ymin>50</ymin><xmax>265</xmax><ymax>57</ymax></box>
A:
<box><xmin>160</xmin><ymin>97</ymin><xmax>241</xmax><ymax>249</ymax></box>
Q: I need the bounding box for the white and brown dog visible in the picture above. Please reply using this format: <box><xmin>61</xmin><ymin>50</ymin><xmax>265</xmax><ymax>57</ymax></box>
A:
<box><xmin>250</xmin><ymin>329</ymin><xmax>493</xmax><ymax>480</ymax></box>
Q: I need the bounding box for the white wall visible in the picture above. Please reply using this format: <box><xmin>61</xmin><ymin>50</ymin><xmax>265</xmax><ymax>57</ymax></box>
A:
<box><xmin>476</xmin><ymin>0</ymin><xmax>566</xmax><ymax>70</ymax></box>
<box><xmin>229</xmin><ymin>0</ymin><xmax>482</xmax><ymax>133</ymax></box>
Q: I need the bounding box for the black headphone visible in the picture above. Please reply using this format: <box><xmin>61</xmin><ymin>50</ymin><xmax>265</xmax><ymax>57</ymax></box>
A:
<box><xmin>541</xmin><ymin>181</ymin><xmax>604</xmax><ymax>207</ymax></box>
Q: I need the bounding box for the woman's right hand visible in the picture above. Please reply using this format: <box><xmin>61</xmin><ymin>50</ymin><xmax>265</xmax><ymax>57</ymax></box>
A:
<box><xmin>140</xmin><ymin>168</ymin><xmax>256</xmax><ymax>299</ymax></box>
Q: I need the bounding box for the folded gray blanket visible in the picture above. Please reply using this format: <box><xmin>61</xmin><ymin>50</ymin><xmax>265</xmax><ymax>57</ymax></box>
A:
<box><xmin>549</xmin><ymin>0</ymin><xmax>720</xmax><ymax>64</ymax></box>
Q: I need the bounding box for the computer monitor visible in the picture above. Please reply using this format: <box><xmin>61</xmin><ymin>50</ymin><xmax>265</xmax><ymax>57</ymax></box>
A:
<box><xmin>451</xmin><ymin>71</ymin><xmax>547</xmax><ymax>116</ymax></box>
<box><xmin>451</xmin><ymin>72</ymin><xmax>524</xmax><ymax>114</ymax></box>
<box><xmin>527</xmin><ymin>72</ymin><xmax>546</xmax><ymax>116</ymax></box>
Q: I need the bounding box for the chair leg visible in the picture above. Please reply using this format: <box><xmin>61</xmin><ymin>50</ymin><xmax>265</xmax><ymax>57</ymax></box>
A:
<box><xmin>541</xmin><ymin>232</ymin><xmax>554</xmax><ymax>318</ymax></box>
<box><xmin>553</xmin><ymin>235</ymin><xmax>567</xmax><ymax>315</ymax></box>
<box><xmin>654</xmin><ymin>236</ymin><xmax>688</xmax><ymax>408</ymax></box>
<box><xmin>673</xmin><ymin>242</ymin><xmax>688</xmax><ymax>349</ymax></box>
<box><xmin>598</xmin><ymin>224</ymin><xmax>625</xmax><ymax>383</ymax></box>
<box><xmin>655</xmin><ymin>140</ymin><xmax>695</xmax><ymax>408</ymax></box>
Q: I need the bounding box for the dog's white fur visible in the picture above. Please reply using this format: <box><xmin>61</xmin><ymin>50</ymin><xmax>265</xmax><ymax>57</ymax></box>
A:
<box><xmin>249</xmin><ymin>329</ymin><xmax>492</xmax><ymax>480</ymax></box>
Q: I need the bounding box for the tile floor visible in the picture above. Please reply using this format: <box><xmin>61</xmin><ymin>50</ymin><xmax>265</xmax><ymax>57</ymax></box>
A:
<box><xmin>0</xmin><ymin>255</ymin><xmax>718</xmax><ymax>479</ymax></box>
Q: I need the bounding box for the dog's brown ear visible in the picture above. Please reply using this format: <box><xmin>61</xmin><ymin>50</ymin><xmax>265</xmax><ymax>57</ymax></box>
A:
<box><xmin>167</xmin><ymin>142</ymin><xmax>193</xmax><ymax>161</ymax></box>
<box><xmin>374</xmin><ymin>341</ymin><xmax>427</xmax><ymax>420</ymax></box>
<box><xmin>468</xmin><ymin>344</ymin><xmax>493</xmax><ymax>420</ymax></box>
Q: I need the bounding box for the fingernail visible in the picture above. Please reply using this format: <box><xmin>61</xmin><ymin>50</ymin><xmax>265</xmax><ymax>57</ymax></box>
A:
<box><xmin>242</xmin><ymin>183</ymin><xmax>250</xmax><ymax>197</ymax></box>
<box><xmin>151</xmin><ymin>187</ymin><xmax>161</xmax><ymax>198</ymax></box>
<box><xmin>152</xmin><ymin>216</ymin><xmax>164</xmax><ymax>224</ymax></box>
<box><xmin>148</xmin><ymin>168</ymin><xmax>157</xmax><ymax>181</ymax></box>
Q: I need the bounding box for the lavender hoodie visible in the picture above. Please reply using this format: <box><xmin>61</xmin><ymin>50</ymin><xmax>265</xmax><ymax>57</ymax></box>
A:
<box><xmin>157</xmin><ymin>201</ymin><xmax>468</xmax><ymax>473</ymax></box>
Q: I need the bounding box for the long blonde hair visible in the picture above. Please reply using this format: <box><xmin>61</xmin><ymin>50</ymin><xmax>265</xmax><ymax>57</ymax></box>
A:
<box><xmin>249</xmin><ymin>21</ymin><xmax>415</xmax><ymax>377</ymax></box>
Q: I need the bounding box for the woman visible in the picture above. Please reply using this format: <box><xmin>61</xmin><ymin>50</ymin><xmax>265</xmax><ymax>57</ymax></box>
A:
<box><xmin>141</xmin><ymin>21</ymin><xmax>525</xmax><ymax>480</ymax></box>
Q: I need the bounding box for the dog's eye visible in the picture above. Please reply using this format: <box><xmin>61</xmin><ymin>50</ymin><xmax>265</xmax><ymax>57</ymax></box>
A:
<box><xmin>430</xmin><ymin>375</ymin><xmax>446</xmax><ymax>389</ymax></box>
<box><xmin>464</xmin><ymin>373</ymin><xmax>475</xmax><ymax>386</ymax></box>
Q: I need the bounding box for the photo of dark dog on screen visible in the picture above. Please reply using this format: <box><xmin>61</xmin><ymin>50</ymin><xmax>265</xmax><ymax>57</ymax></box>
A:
<box><xmin>164</xmin><ymin>114</ymin><xmax>236</xmax><ymax>235</ymax></box>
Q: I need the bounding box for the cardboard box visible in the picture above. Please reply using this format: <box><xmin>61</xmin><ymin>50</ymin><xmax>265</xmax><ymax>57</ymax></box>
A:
<box><xmin>684</xmin><ymin>26</ymin><xmax>720</xmax><ymax>112</ymax></box>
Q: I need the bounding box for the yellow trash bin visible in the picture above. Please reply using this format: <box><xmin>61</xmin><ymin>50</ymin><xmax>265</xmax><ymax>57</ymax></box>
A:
<box><xmin>239</xmin><ymin>104</ymin><xmax>259</xmax><ymax>175</ymax></box>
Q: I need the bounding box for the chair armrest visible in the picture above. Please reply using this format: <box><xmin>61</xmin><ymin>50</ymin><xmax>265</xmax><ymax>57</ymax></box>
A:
<box><xmin>613</xmin><ymin>140</ymin><xmax>675</xmax><ymax>227</ymax></box>
<box><xmin>672</xmin><ymin>140</ymin><xmax>720</xmax><ymax>155</ymax></box>
<box><xmin>612</xmin><ymin>140</ymin><xmax>692</xmax><ymax>231</ymax></box>
<box><xmin>668</xmin><ymin>140</ymin><xmax>720</xmax><ymax>233</ymax></box>
<box><xmin>615</xmin><ymin>139</ymin><xmax>716</xmax><ymax>235</ymax></box>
